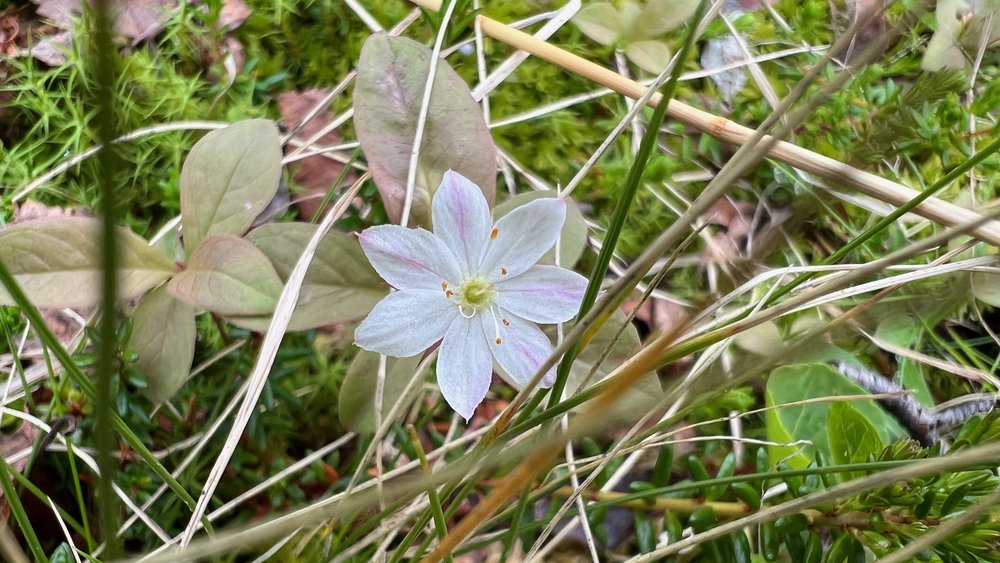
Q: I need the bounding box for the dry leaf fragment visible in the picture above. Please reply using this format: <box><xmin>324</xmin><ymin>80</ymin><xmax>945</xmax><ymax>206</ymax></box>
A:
<box><xmin>277</xmin><ymin>89</ymin><xmax>352</xmax><ymax>220</ymax></box>
<box><xmin>218</xmin><ymin>0</ymin><xmax>251</xmax><ymax>31</ymax></box>
<box><xmin>30</xmin><ymin>0</ymin><xmax>176</xmax><ymax>42</ymax></box>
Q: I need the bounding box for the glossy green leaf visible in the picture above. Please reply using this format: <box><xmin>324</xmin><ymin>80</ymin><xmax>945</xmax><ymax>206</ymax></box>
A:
<box><xmin>339</xmin><ymin>350</ymin><xmax>423</xmax><ymax>433</ymax></box>
<box><xmin>230</xmin><ymin>223</ymin><xmax>389</xmax><ymax>331</ymax></box>
<box><xmin>0</xmin><ymin>217</ymin><xmax>174</xmax><ymax>308</ymax></box>
<box><xmin>494</xmin><ymin>191</ymin><xmax>588</xmax><ymax>267</ymax></box>
<box><xmin>354</xmin><ymin>34</ymin><xmax>496</xmax><ymax>226</ymax></box>
<box><xmin>180</xmin><ymin>119</ymin><xmax>282</xmax><ymax>253</ymax></box>
<box><xmin>765</xmin><ymin>363</ymin><xmax>904</xmax><ymax>469</ymax></box>
<box><xmin>572</xmin><ymin>2</ymin><xmax>623</xmax><ymax>45</ymax></box>
<box><xmin>168</xmin><ymin>235</ymin><xmax>283</xmax><ymax>316</ymax></box>
<box><xmin>130</xmin><ymin>284</ymin><xmax>196</xmax><ymax>402</ymax></box>
<box><xmin>827</xmin><ymin>401</ymin><xmax>884</xmax><ymax>466</ymax></box>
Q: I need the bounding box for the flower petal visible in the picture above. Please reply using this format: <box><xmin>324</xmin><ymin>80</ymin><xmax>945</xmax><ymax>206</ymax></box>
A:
<box><xmin>358</xmin><ymin>225</ymin><xmax>462</xmax><ymax>290</ymax></box>
<box><xmin>355</xmin><ymin>290</ymin><xmax>458</xmax><ymax>357</ymax></box>
<box><xmin>437</xmin><ymin>315</ymin><xmax>493</xmax><ymax>420</ymax></box>
<box><xmin>496</xmin><ymin>265</ymin><xmax>588</xmax><ymax>324</ymax></box>
<box><xmin>485</xmin><ymin>313</ymin><xmax>556</xmax><ymax>387</ymax></box>
<box><xmin>478</xmin><ymin>198</ymin><xmax>566</xmax><ymax>280</ymax></box>
<box><xmin>433</xmin><ymin>171</ymin><xmax>492</xmax><ymax>275</ymax></box>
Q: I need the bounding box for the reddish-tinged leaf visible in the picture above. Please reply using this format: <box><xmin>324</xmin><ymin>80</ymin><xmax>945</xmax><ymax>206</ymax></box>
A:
<box><xmin>168</xmin><ymin>235</ymin><xmax>283</xmax><ymax>316</ymax></box>
<box><xmin>354</xmin><ymin>34</ymin><xmax>496</xmax><ymax>226</ymax></box>
<box><xmin>130</xmin><ymin>284</ymin><xmax>196</xmax><ymax>402</ymax></box>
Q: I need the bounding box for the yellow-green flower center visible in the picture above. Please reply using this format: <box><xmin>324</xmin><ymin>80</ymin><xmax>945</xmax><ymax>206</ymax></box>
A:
<box><xmin>457</xmin><ymin>277</ymin><xmax>495</xmax><ymax>312</ymax></box>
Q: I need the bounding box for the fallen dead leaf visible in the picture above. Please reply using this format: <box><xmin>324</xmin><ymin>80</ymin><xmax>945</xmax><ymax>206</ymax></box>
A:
<box><xmin>219</xmin><ymin>0</ymin><xmax>250</xmax><ymax>31</ymax></box>
<box><xmin>31</xmin><ymin>0</ymin><xmax>176</xmax><ymax>43</ymax></box>
<box><xmin>277</xmin><ymin>89</ymin><xmax>354</xmax><ymax>220</ymax></box>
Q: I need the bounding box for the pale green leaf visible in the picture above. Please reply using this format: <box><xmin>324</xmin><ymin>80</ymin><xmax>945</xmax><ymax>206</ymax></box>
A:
<box><xmin>354</xmin><ymin>34</ymin><xmax>496</xmax><ymax>226</ymax></box>
<box><xmin>765</xmin><ymin>363</ymin><xmax>904</xmax><ymax>469</ymax></box>
<box><xmin>874</xmin><ymin>313</ymin><xmax>920</xmax><ymax>347</ymax></box>
<box><xmin>626</xmin><ymin>39</ymin><xmax>673</xmax><ymax>74</ymax></box>
<box><xmin>339</xmin><ymin>350</ymin><xmax>423</xmax><ymax>433</ymax></box>
<box><xmin>572</xmin><ymin>2</ymin><xmax>623</xmax><ymax>45</ymax></box>
<box><xmin>180</xmin><ymin>119</ymin><xmax>282</xmax><ymax>253</ymax></box>
<box><xmin>494</xmin><ymin>192</ymin><xmax>588</xmax><ymax>267</ymax></box>
<box><xmin>167</xmin><ymin>235</ymin><xmax>283</xmax><ymax>316</ymax></box>
<box><xmin>970</xmin><ymin>271</ymin><xmax>1000</xmax><ymax>307</ymax></box>
<box><xmin>130</xmin><ymin>284</ymin><xmax>196</xmax><ymax>402</ymax></box>
<box><xmin>0</xmin><ymin>217</ymin><xmax>174</xmax><ymax>308</ymax></box>
<box><xmin>228</xmin><ymin>223</ymin><xmax>389</xmax><ymax>331</ymax></box>
<box><xmin>627</xmin><ymin>0</ymin><xmax>700</xmax><ymax>40</ymax></box>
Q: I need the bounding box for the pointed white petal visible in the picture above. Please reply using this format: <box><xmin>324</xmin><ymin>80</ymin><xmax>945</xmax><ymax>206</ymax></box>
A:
<box><xmin>485</xmin><ymin>312</ymin><xmax>556</xmax><ymax>387</ymax></box>
<box><xmin>437</xmin><ymin>315</ymin><xmax>493</xmax><ymax>420</ymax></box>
<box><xmin>496</xmin><ymin>265</ymin><xmax>587</xmax><ymax>324</ymax></box>
<box><xmin>479</xmin><ymin>198</ymin><xmax>566</xmax><ymax>280</ymax></box>
<box><xmin>355</xmin><ymin>290</ymin><xmax>458</xmax><ymax>357</ymax></box>
<box><xmin>433</xmin><ymin>171</ymin><xmax>491</xmax><ymax>275</ymax></box>
<box><xmin>358</xmin><ymin>225</ymin><xmax>462</xmax><ymax>290</ymax></box>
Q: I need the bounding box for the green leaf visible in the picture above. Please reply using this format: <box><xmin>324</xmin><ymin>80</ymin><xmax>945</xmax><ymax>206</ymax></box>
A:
<box><xmin>899</xmin><ymin>358</ymin><xmax>936</xmax><ymax>408</ymax></box>
<box><xmin>874</xmin><ymin>313</ymin><xmax>919</xmax><ymax>347</ymax></box>
<box><xmin>765</xmin><ymin>363</ymin><xmax>904</xmax><ymax>469</ymax></box>
<box><xmin>494</xmin><ymin>192</ymin><xmax>588</xmax><ymax>267</ymax></box>
<box><xmin>827</xmin><ymin>401</ymin><xmax>884</xmax><ymax>466</ymax></box>
<box><xmin>627</xmin><ymin>0</ymin><xmax>700</xmax><ymax>40</ymax></box>
<box><xmin>0</xmin><ymin>217</ymin><xmax>174</xmax><ymax>308</ymax></box>
<box><xmin>626</xmin><ymin>39</ymin><xmax>673</xmax><ymax>74</ymax></box>
<box><xmin>167</xmin><ymin>235</ymin><xmax>283</xmax><ymax>316</ymax></box>
<box><xmin>130</xmin><ymin>284</ymin><xmax>196</xmax><ymax>402</ymax></box>
<box><xmin>180</xmin><ymin>119</ymin><xmax>282</xmax><ymax>253</ymax></box>
<box><xmin>230</xmin><ymin>223</ymin><xmax>389</xmax><ymax>331</ymax></box>
<box><xmin>970</xmin><ymin>271</ymin><xmax>1000</xmax><ymax>307</ymax></box>
<box><xmin>545</xmin><ymin>309</ymin><xmax>661</xmax><ymax>424</ymax></box>
<box><xmin>353</xmin><ymin>34</ymin><xmax>496</xmax><ymax>226</ymax></box>
<box><xmin>339</xmin><ymin>350</ymin><xmax>423</xmax><ymax>433</ymax></box>
<box><xmin>572</xmin><ymin>2</ymin><xmax>623</xmax><ymax>45</ymax></box>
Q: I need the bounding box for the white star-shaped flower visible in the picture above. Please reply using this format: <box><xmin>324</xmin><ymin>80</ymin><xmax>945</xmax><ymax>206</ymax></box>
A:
<box><xmin>355</xmin><ymin>171</ymin><xmax>588</xmax><ymax>420</ymax></box>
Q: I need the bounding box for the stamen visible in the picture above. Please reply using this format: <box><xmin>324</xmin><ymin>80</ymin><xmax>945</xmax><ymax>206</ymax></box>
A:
<box><xmin>490</xmin><ymin>227</ymin><xmax>499</xmax><ymax>240</ymax></box>
<box><xmin>458</xmin><ymin>305</ymin><xmax>476</xmax><ymax>319</ymax></box>
<box><xmin>488</xmin><ymin>305</ymin><xmax>503</xmax><ymax>345</ymax></box>
<box><xmin>500</xmin><ymin>266</ymin><xmax>508</xmax><ymax>276</ymax></box>
<box><xmin>446</xmin><ymin>290</ymin><xmax>454</xmax><ymax>298</ymax></box>
<box><xmin>441</xmin><ymin>281</ymin><xmax>448</xmax><ymax>290</ymax></box>
<box><xmin>502</xmin><ymin>318</ymin><xmax>510</xmax><ymax>326</ymax></box>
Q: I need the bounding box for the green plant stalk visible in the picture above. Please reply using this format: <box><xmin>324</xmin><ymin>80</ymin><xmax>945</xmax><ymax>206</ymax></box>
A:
<box><xmin>499</xmin><ymin>482</ymin><xmax>534</xmax><ymax>560</ymax></box>
<box><xmin>407</xmin><ymin>426</ymin><xmax>452</xmax><ymax>563</ymax></box>
<box><xmin>65</xmin><ymin>440</ymin><xmax>97</xmax><ymax>553</ymax></box>
<box><xmin>767</xmin><ymin>127</ymin><xmax>1000</xmax><ymax>305</ymax></box>
<box><xmin>0</xmin><ymin>261</ymin><xmax>199</xmax><ymax>510</ymax></box>
<box><xmin>87</xmin><ymin>0</ymin><xmax>124</xmax><ymax>555</ymax></box>
<box><xmin>0</xmin><ymin>455</ymin><xmax>47</xmax><ymax>562</ymax></box>
<box><xmin>546</xmin><ymin>0</ymin><xmax>707</xmax><ymax>410</ymax></box>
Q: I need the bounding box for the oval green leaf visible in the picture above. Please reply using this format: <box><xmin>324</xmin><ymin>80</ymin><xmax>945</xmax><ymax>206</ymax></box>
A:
<box><xmin>0</xmin><ymin>217</ymin><xmax>174</xmax><ymax>308</ymax></box>
<box><xmin>339</xmin><ymin>350</ymin><xmax>423</xmax><ymax>434</ymax></box>
<box><xmin>827</xmin><ymin>401</ymin><xmax>884</xmax><ymax>466</ymax></box>
<box><xmin>494</xmin><ymin>191</ymin><xmax>588</xmax><ymax>267</ymax></box>
<box><xmin>130</xmin><ymin>284</ymin><xmax>196</xmax><ymax>402</ymax></box>
<box><xmin>572</xmin><ymin>2</ymin><xmax>623</xmax><ymax>45</ymax></box>
<box><xmin>765</xmin><ymin>363</ymin><xmax>904</xmax><ymax>469</ymax></box>
<box><xmin>167</xmin><ymin>235</ymin><xmax>283</xmax><ymax>316</ymax></box>
<box><xmin>625</xmin><ymin>39</ymin><xmax>672</xmax><ymax>74</ymax></box>
<box><xmin>230</xmin><ymin>223</ymin><xmax>389</xmax><ymax>331</ymax></box>
<box><xmin>354</xmin><ymin>34</ymin><xmax>497</xmax><ymax>226</ymax></box>
<box><xmin>180</xmin><ymin>119</ymin><xmax>282</xmax><ymax>253</ymax></box>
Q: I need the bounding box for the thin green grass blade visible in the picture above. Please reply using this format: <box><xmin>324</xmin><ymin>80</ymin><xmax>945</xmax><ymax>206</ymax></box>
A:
<box><xmin>0</xmin><ymin>455</ymin><xmax>47</xmax><ymax>562</ymax></box>
<box><xmin>545</xmin><ymin>0</ymin><xmax>708</xmax><ymax>410</ymax></box>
